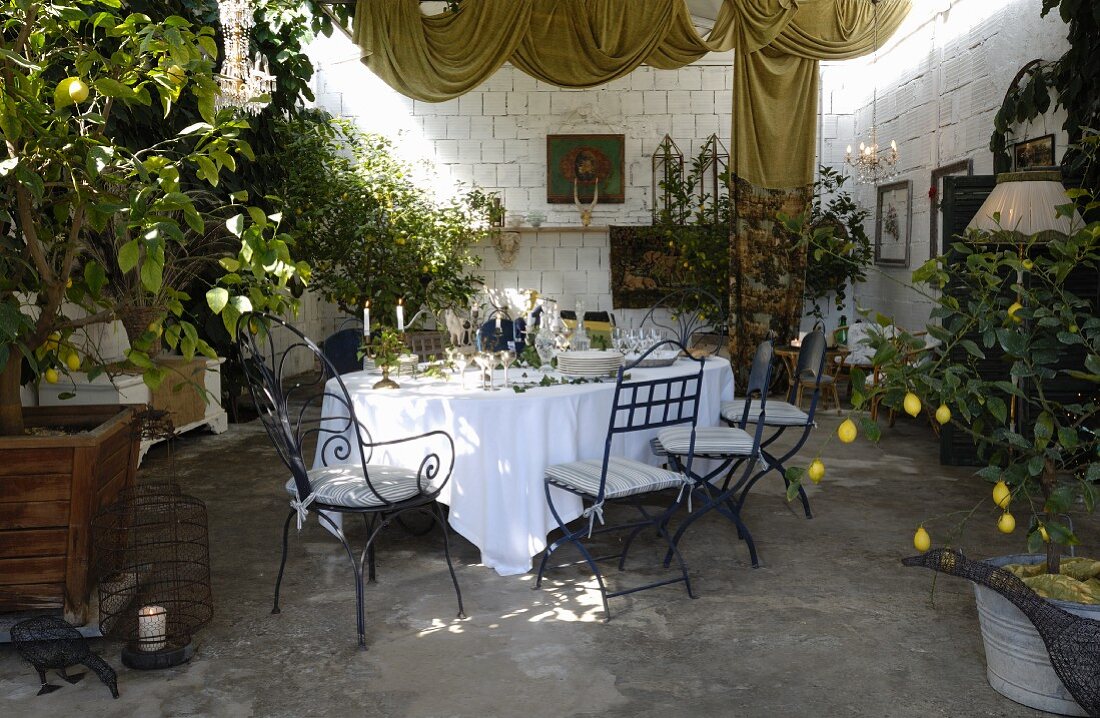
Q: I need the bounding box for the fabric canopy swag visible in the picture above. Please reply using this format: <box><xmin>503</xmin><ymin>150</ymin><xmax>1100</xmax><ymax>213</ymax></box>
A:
<box><xmin>352</xmin><ymin>0</ymin><xmax>911</xmax><ymax>371</ymax></box>
<box><xmin>353</xmin><ymin>0</ymin><xmax>909</xmax><ymax>189</ymax></box>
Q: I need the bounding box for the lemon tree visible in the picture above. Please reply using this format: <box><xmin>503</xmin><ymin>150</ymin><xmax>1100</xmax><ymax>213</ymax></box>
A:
<box><xmin>0</xmin><ymin>0</ymin><xmax>306</xmax><ymax>436</ymax></box>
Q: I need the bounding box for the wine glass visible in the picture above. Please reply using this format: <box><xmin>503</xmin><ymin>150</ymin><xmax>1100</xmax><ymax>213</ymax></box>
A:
<box><xmin>498</xmin><ymin>349</ymin><xmax>515</xmax><ymax>388</ymax></box>
<box><xmin>534</xmin><ymin>328</ymin><xmax>557</xmax><ymax>373</ymax></box>
<box><xmin>474</xmin><ymin>351</ymin><xmax>496</xmax><ymax>391</ymax></box>
<box><xmin>453</xmin><ymin>350</ymin><xmax>469</xmax><ymax>389</ymax></box>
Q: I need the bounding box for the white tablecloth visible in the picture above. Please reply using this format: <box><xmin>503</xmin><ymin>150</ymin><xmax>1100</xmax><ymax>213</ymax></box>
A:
<box><xmin>312</xmin><ymin>358</ymin><xmax>734</xmax><ymax>576</ymax></box>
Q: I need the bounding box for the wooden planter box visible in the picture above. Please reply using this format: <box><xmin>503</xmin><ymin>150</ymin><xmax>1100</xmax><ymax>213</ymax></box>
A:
<box><xmin>0</xmin><ymin>406</ymin><xmax>140</xmax><ymax>625</ymax></box>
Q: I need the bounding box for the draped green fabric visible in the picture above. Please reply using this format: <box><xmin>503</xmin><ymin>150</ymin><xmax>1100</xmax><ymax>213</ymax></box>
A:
<box><xmin>352</xmin><ymin>0</ymin><xmax>910</xmax><ymax>189</ymax></box>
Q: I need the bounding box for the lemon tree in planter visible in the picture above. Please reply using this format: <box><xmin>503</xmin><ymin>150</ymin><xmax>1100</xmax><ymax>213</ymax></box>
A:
<box><xmin>0</xmin><ymin>0</ymin><xmax>307</xmax><ymax>436</ymax></box>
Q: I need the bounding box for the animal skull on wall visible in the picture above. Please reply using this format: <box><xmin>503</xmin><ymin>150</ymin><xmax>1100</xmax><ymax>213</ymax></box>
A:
<box><xmin>574</xmin><ymin>177</ymin><xmax>599</xmax><ymax>227</ymax></box>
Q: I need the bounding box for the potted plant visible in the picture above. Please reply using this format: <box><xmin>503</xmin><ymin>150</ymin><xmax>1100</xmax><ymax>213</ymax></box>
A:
<box><xmin>0</xmin><ymin>1</ymin><xmax>304</xmax><ymax>624</ymax></box>
<box><xmin>794</xmin><ymin>157</ymin><xmax>1099</xmax><ymax>713</ymax></box>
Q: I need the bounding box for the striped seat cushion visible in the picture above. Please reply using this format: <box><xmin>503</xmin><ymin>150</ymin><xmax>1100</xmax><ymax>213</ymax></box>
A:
<box><xmin>546</xmin><ymin>457</ymin><xmax>685</xmax><ymax>499</ymax></box>
<box><xmin>657</xmin><ymin>426</ymin><xmax>755</xmax><ymax>456</ymax></box>
<box><xmin>286</xmin><ymin>464</ymin><xmax>421</xmax><ymax>508</ymax></box>
<box><xmin>720</xmin><ymin>399</ymin><xmax>810</xmax><ymax>427</ymax></box>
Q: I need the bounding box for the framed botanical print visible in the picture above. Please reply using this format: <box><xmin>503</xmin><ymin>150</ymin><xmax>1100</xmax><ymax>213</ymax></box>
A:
<box><xmin>875</xmin><ymin>180</ymin><xmax>912</xmax><ymax>267</ymax></box>
<box><xmin>546</xmin><ymin>134</ymin><xmax>625</xmax><ymax>204</ymax></box>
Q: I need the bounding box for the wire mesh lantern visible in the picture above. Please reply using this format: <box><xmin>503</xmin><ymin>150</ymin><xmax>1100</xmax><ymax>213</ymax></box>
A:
<box><xmin>696</xmin><ymin>134</ymin><xmax>730</xmax><ymax>225</ymax></box>
<box><xmin>93</xmin><ymin>483</ymin><xmax>213</xmax><ymax>670</ymax></box>
<box><xmin>651</xmin><ymin>134</ymin><xmax>684</xmax><ymax>224</ymax></box>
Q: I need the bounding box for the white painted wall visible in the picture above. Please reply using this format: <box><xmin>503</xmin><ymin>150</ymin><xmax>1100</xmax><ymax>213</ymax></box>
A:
<box><xmin>822</xmin><ymin>0</ymin><xmax>1071</xmax><ymax>330</ymax></box>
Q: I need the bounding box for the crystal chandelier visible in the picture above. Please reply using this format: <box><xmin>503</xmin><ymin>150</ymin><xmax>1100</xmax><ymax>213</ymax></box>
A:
<box><xmin>215</xmin><ymin>0</ymin><xmax>275</xmax><ymax>114</ymax></box>
<box><xmin>845</xmin><ymin>0</ymin><xmax>898</xmax><ymax>184</ymax></box>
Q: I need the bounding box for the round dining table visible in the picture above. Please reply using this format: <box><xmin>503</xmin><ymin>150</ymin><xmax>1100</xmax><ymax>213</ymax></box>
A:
<box><xmin>312</xmin><ymin>357</ymin><xmax>735</xmax><ymax>576</ymax></box>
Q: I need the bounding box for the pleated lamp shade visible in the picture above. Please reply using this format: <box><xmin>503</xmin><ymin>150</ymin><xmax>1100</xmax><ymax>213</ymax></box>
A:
<box><xmin>966</xmin><ymin>170</ymin><xmax>1082</xmax><ymax>238</ymax></box>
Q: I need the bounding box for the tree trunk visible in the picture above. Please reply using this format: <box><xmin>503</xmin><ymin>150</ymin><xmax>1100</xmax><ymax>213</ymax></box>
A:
<box><xmin>0</xmin><ymin>351</ymin><xmax>25</xmax><ymax>436</ymax></box>
<box><xmin>1041</xmin><ymin>459</ymin><xmax>1061</xmax><ymax>574</ymax></box>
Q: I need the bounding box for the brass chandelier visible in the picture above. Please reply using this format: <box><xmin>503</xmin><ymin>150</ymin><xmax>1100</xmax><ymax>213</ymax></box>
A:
<box><xmin>844</xmin><ymin>0</ymin><xmax>898</xmax><ymax>184</ymax></box>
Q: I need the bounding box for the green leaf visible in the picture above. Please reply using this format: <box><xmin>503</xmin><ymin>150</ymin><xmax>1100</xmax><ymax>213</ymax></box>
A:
<box><xmin>206</xmin><ymin>287</ymin><xmax>229</xmax><ymax>314</ymax></box>
<box><xmin>1044</xmin><ymin>485</ymin><xmax>1075</xmax><ymax>514</ymax></box>
<box><xmin>226</xmin><ymin>214</ymin><xmax>244</xmax><ymax>238</ymax></box>
<box><xmin>83</xmin><ymin>262</ymin><xmax>107</xmax><ymax>296</ymax></box>
<box><xmin>93</xmin><ymin>77</ymin><xmax>135</xmax><ymax>99</ymax></box>
<box><xmin>118</xmin><ymin>239</ymin><xmax>140</xmax><ymax>272</ymax></box>
<box><xmin>139</xmin><ymin>255</ymin><xmax>164</xmax><ymax>293</ymax></box>
<box><xmin>86</xmin><ymin>145</ymin><xmax>114</xmax><ymax>177</ymax></box>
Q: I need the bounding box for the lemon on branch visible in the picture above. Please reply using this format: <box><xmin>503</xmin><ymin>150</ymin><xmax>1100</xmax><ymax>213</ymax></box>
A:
<box><xmin>1007</xmin><ymin>301</ymin><xmax>1024</xmax><ymax>323</ymax></box>
<box><xmin>913</xmin><ymin>526</ymin><xmax>931</xmax><ymax>552</ymax></box>
<box><xmin>807</xmin><ymin>459</ymin><xmax>825</xmax><ymax>484</ymax></box>
<box><xmin>44</xmin><ymin>368</ymin><xmax>59</xmax><ymax>384</ymax></box>
<box><xmin>998</xmin><ymin>512</ymin><xmax>1016</xmax><ymax>534</ymax></box>
<box><xmin>935</xmin><ymin>404</ymin><xmax>951</xmax><ymax>425</ymax></box>
<box><xmin>903</xmin><ymin>392</ymin><xmax>922</xmax><ymax>418</ymax></box>
<box><xmin>992</xmin><ymin>480</ymin><xmax>1011</xmax><ymax>509</ymax></box>
<box><xmin>837</xmin><ymin>418</ymin><xmax>857</xmax><ymax>444</ymax></box>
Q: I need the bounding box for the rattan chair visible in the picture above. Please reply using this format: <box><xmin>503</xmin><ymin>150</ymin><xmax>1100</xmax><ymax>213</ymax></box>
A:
<box><xmin>237</xmin><ymin>313</ymin><xmax>464</xmax><ymax>648</ymax></box>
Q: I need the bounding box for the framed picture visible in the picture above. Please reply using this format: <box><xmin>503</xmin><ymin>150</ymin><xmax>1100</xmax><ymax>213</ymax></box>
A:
<box><xmin>546</xmin><ymin>134</ymin><xmax>625</xmax><ymax>204</ymax></box>
<box><xmin>1012</xmin><ymin>134</ymin><xmax>1055</xmax><ymax>170</ymax></box>
<box><xmin>875</xmin><ymin>180</ymin><xmax>912</xmax><ymax>267</ymax></box>
<box><xmin>929</xmin><ymin>158</ymin><xmax>972</xmax><ymax>259</ymax></box>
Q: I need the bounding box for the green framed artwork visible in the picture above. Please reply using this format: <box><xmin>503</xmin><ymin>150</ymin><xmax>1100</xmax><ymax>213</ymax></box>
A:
<box><xmin>546</xmin><ymin>134</ymin><xmax>625</xmax><ymax>204</ymax></box>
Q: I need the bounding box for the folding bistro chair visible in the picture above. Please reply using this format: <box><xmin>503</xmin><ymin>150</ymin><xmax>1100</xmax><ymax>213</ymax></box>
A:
<box><xmin>237</xmin><ymin>313</ymin><xmax>464</xmax><ymax>648</ymax></box>
<box><xmin>639</xmin><ymin>287</ymin><xmax>725</xmax><ymax>348</ymax></box>
<box><xmin>534</xmin><ymin>340</ymin><xmax>706</xmax><ymax>619</ymax></box>
<box><xmin>656</xmin><ymin>340</ymin><xmax>774</xmax><ymax>568</ymax></box>
<box><xmin>719</xmin><ymin>329</ymin><xmax>827</xmax><ymax>519</ymax></box>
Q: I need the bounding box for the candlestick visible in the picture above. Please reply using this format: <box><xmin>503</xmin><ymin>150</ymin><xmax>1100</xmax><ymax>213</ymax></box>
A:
<box><xmin>137</xmin><ymin>605</ymin><xmax>167</xmax><ymax>652</ymax></box>
<box><xmin>495</xmin><ymin>313</ymin><xmax>502</xmax><ymax>331</ymax></box>
<box><xmin>363</xmin><ymin>300</ymin><xmax>371</xmax><ymax>337</ymax></box>
<box><xmin>396</xmin><ymin>299</ymin><xmax>405</xmax><ymax>332</ymax></box>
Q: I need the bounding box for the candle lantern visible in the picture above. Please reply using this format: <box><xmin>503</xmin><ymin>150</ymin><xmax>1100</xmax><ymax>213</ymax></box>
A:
<box><xmin>93</xmin><ymin>483</ymin><xmax>212</xmax><ymax>669</ymax></box>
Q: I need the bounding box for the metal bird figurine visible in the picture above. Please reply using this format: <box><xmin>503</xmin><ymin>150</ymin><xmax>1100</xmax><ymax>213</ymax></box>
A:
<box><xmin>903</xmin><ymin>548</ymin><xmax>1100</xmax><ymax>717</ymax></box>
<box><xmin>10</xmin><ymin>616</ymin><xmax>119</xmax><ymax>699</ymax></box>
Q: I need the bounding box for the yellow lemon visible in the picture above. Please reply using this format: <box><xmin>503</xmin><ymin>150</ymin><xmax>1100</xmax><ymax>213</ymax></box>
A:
<box><xmin>837</xmin><ymin>418</ymin><xmax>858</xmax><ymax>444</ymax></box>
<box><xmin>1038</xmin><ymin>525</ymin><xmax>1050</xmax><ymax>542</ymax></box>
<box><xmin>807</xmin><ymin>459</ymin><xmax>825</xmax><ymax>484</ymax></box>
<box><xmin>998</xmin><ymin>511</ymin><xmax>1016</xmax><ymax>534</ymax></box>
<box><xmin>44</xmin><ymin>368</ymin><xmax>59</xmax><ymax>384</ymax></box>
<box><xmin>45</xmin><ymin>331</ymin><xmax>61</xmax><ymax>350</ymax></box>
<box><xmin>992</xmin><ymin>480</ymin><xmax>1011</xmax><ymax>509</ymax></box>
<box><xmin>67</xmin><ymin>78</ymin><xmax>89</xmax><ymax>103</ymax></box>
<box><xmin>1022</xmin><ymin>258</ymin><xmax>1034</xmax><ymax>270</ymax></box>
<box><xmin>66</xmin><ymin>277</ymin><xmax>73</xmax><ymax>289</ymax></box>
<box><xmin>65</xmin><ymin>353</ymin><xmax>81</xmax><ymax>372</ymax></box>
<box><xmin>903</xmin><ymin>392</ymin><xmax>922</xmax><ymax>418</ymax></box>
<box><xmin>147</xmin><ymin>322</ymin><xmax>163</xmax><ymax>338</ymax></box>
<box><xmin>935</xmin><ymin>404</ymin><xmax>951</xmax><ymax>425</ymax></box>
<box><xmin>1007</xmin><ymin>301</ymin><xmax>1024</xmax><ymax>323</ymax></box>
<box><xmin>913</xmin><ymin>526</ymin><xmax>931</xmax><ymax>552</ymax></box>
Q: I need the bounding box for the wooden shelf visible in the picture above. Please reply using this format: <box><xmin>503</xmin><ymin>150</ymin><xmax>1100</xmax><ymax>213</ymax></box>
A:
<box><xmin>507</xmin><ymin>225</ymin><xmax>609</xmax><ymax>233</ymax></box>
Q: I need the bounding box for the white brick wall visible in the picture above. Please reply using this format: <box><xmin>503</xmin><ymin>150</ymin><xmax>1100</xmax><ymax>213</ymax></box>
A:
<box><xmin>821</xmin><ymin>0</ymin><xmax>1070</xmax><ymax>331</ymax></box>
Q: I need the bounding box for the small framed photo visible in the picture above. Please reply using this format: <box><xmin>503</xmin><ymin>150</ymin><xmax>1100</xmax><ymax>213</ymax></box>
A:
<box><xmin>875</xmin><ymin>180</ymin><xmax>912</xmax><ymax>267</ymax></box>
<box><xmin>1012</xmin><ymin>134</ymin><xmax>1056</xmax><ymax>171</ymax></box>
<box><xmin>546</xmin><ymin>134</ymin><xmax>625</xmax><ymax>204</ymax></box>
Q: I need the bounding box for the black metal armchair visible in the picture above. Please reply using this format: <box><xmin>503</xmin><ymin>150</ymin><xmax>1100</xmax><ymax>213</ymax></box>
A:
<box><xmin>236</xmin><ymin>313</ymin><xmax>464</xmax><ymax>649</ymax></box>
<box><xmin>639</xmin><ymin>287</ymin><xmax>727</xmax><ymax>349</ymax></box>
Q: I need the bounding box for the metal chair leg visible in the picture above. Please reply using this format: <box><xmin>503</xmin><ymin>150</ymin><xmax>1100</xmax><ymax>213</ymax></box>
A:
<box><xmin>317</xmin><ymin>512</ymin><xmax>367</xmax><ymax>649</ymax></box>
<box><xmin>272</xmin><ymin>509</ymin><xmax>295</xmax><ymax>615</ymax></box>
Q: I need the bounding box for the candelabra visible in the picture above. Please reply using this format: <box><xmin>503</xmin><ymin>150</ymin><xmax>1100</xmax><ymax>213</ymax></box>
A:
<box><xmin>215</xmin><ymin>0</ymin><xmax>276</xmax><ymax>114</ymax></box>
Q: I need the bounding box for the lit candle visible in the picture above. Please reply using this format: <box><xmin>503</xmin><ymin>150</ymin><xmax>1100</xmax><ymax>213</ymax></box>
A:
<box><xmin>846</xmin><ymin>144</ymin><xmax>852</xmax><ymax>155</ymax></box>
<box><xmin>495</xmin><ymin>313</ymin><xmax>502</xmax><ymax>331</ymax></box>
<box><xmin>396</xmin><ymin>298</ymin><xmax>405</xmax><ymax>332</ymax></box>
<box><xmin>137</xmin><ymin>605</ymin><xmax>167</xmax><ymax>652</ymax></box>
<box><xmin>363</xmin><ymin>300</ymin><xmax>371</xmax><ymax>337</ymax></box>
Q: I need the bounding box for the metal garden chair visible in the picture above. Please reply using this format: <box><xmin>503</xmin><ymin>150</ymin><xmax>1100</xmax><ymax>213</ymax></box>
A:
<box><xmin>236</xmin><ymin>313</ymin><xmax>464</xmax><ymax>649</ymax></box>
<box><xmin>656</xmin><ymin>340</ymin><xmax>774</xmax><ymax>568</ymax></box>
<box><xmin>719</xmin><ymin>328</ymin><xmax>827</xmax><ymax>519</ymax></box>
<box><xmin>534</xmin><ymin>340</ymin><xmax>706</xmax><ymax>620</ymax></box>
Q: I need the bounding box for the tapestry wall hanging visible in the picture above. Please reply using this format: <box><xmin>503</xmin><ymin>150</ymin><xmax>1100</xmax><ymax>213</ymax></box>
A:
<box><xmin>609</xmin><ymin>225</ymin><xmax>726</xmax><ymax>308</ymax></box>
<box><xmin>547</xmin><ymin>134</ymin><xmax>625</xmax><ymax>204</ymax></box>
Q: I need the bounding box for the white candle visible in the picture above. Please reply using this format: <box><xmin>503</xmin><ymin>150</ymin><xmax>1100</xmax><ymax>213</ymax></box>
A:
<box><xmin>137</xmin><ymin>605</ymin><xmax>167</xmax><ymax>652</ymax></box>
<box><xmin>396</xmin><ymin>299</ymin><xmax>405</xmax><ymax>332</ymax></box>
<box><xmin>495</xmin><ymin>313</ymin><xmax>502</xmax><ymax>331</ymax></box>
<box><xmin>363</xmin><ymin>300</ymin><xmax>371</xmax><ymax>337</ymax></box>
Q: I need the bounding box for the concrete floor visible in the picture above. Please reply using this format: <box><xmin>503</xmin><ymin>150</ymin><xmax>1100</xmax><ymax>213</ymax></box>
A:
<box><xmin>2</xmin><ymin>409</ymin><xmax>1093</xmax><ymax>717</ymax></box>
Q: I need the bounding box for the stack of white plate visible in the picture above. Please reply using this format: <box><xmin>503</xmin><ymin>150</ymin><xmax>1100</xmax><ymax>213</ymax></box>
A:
<box><xmin>556</xmin><ymin>350</ymin><xmax>624</xmax><ymax>377</ymax></box>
